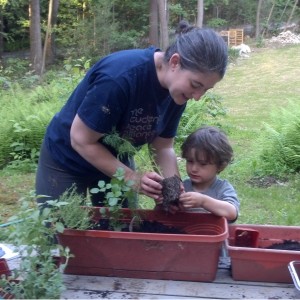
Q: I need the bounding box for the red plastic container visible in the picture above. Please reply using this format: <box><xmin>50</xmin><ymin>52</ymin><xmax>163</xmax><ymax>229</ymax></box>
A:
<box><xmin>0</xmin><ymin>258</ymin><xmax>11</xmax><ymax>277</ymax></box>
<box><xmin>227</xmin><ymin>224</ymin><xmax>300</xmax><ymax>283</ymax></box>
<box><xmin>57</xmin><ymin>209</ymin><xmax>228</xmax><ymax>282</ymax></box>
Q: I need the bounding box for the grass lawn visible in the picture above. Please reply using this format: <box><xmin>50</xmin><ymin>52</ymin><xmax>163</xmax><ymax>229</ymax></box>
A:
<box><xmin>212</xmin><ymin>44</ymin><xmax>300</xmax><ymax>225</ymax></box>
<box><xmin>0</xmin><ymin>43</ymin><xmax>299</xmax><ymax>226</ymax></box>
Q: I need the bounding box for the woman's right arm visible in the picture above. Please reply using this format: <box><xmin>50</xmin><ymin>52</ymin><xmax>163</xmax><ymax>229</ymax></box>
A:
<box><xmin>70</xmin><ymin>114</ymin><xmax>163</xmax><ymax>200</ymax></box>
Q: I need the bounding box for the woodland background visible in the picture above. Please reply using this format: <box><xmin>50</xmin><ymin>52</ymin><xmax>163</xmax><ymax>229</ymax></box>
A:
<box><xmin>0</xmin><ymin>0</ymin><xmax>299</xmax><ymax>75</ymax></box>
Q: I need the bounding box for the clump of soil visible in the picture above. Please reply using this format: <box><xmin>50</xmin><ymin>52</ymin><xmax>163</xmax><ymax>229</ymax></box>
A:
<box><xmin>266</xmin><ymin>240</ymin><xmax>300</xmax><ymax>251</ymax></box>
<box><xmin>161</xmin><ymin>175</ymin><xmax>182</xmax><ymax>210</ymax></box>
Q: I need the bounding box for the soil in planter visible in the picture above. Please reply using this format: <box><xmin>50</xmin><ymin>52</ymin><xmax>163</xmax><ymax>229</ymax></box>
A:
<box><xmin>161</xmin><ymin>175</ymin><xmax>182</xmax><ymax>211</ymax></box>
<box><xmin>265</xmin><ymin>240</ymin><xmax>300</xmax><ymax>251</ymax></box>
<box><xmin>90</xmin><ymin>219</ymin><xmax>186</xmax><ymax>234</ymax></box>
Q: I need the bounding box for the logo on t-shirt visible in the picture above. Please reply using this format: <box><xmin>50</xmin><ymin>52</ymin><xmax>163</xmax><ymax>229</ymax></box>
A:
<box><xmin>124</xmin><ymin>108</ymin><xmax>161</xmax><ymax>143</ymax></box>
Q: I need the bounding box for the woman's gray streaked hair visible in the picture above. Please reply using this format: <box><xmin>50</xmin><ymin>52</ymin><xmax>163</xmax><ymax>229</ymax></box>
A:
<box><xmin>164</xmin><ymin>21</ymin><xmax>228</xmax><ymax>78</ymax></box>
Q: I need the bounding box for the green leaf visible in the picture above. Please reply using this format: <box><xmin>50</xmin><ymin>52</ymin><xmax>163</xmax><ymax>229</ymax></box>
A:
<box><xmin>90</xmin><ymin>187</ymin><xmax>100</xmax><ymax>194</ymax></box>
<box><xmin>55</xmin><ymin>222</ymin><xmax>65</xmax><ymax>233</ymax></box>
<box><xmin>108</xmin><ymin>198</ymin><xmax>118</xmax><ymax>206</ymax></box>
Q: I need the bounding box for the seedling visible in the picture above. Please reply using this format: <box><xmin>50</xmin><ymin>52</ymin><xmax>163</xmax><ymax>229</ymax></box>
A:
<box><xmin>90</xmin><ymin>167</ymin><xmax>137</xmax><ymax>231</ymax></box>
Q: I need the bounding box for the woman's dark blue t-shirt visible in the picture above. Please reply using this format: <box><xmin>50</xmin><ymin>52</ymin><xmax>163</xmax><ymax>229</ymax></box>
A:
<box><xmin>45</xmin><ymin>46</ymin><xmax>186</xmax><ymax>175</ymax></box>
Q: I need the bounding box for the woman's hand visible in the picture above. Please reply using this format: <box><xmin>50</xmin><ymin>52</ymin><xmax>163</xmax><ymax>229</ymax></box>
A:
<box><xmin>138</xmin><ymin>171</ymin><xmax>164</xmax><ymax>202</ymax></box>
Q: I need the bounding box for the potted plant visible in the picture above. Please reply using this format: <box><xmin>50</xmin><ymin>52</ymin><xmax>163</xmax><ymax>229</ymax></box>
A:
<box><xmin>0</xmin><ymin>194</ymin><xmax>72</xmax><ymax>299</ymax></box>
<box><xmin>54</xmin><ymin>168</ymin><xmax>228</xmax><ymax>282</ymax></box>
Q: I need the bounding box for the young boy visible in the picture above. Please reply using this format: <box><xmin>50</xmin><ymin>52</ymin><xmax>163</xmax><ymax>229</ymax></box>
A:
<box><xmin>179</xmin><ymin>126</ymin><xmax>239</xmax><ymax>222</ymax></box>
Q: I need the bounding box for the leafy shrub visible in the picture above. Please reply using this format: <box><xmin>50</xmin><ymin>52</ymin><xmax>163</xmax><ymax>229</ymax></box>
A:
<box><xmin>0</xmin><ymin>69</ymin><xmax>81</xmax><ymax>170</ymax></box>
<box><xmin>0</xmin><ymin>194</ymin><xmax>71</xmax><ymax>299</ymax></box>
<box><xmin>252</xmin><ymin>101</ymin><xmax>300</xmax><ymax>177</ymax></box>
<box><xmin>228</xmin><ymin>47</ymin><xmax>240</xmax><ymax>63</ymax></box>
<box><xmin>207</xmin><ymin>18</ymin><xmax>228</xmax><ymax>29</ymax></box>
<box><xmin>51</xmin><ymin>185</ymin><xmax>92</xmax><ymax>230</ymax></box>
<box><xmin>175</xmin><ymin>92</ymin><xmax>227</xmax><ymax>149</ymax></box>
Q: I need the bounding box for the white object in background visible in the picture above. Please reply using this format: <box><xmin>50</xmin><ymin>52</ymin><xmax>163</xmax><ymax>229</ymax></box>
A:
<box><xmin>0</xmin><ymin>244</ymin><xmax>19</xmax><ymax>260</ymax></box>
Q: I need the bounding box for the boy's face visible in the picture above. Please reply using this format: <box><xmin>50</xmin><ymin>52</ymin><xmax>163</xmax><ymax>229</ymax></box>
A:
<box><xmin>185</xmin><ymin>148</ymin><xmax>220</xmax><ymax>186</ymax></box>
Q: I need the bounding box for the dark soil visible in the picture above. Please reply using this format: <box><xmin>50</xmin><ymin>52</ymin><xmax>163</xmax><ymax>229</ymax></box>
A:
<box><xmin>161</xmin><ymin>175</ymin><xmax>182</xmax><ymax>210</ymax></box>
<box><xmin>90</xmin><ymin>219</ymin><xmax>185</xmax><ymax>234</ymax></box>
<box><xmin>266</xmin><ymin>240</ymin><xmax>300</xmax><ymax>251</ymax></box>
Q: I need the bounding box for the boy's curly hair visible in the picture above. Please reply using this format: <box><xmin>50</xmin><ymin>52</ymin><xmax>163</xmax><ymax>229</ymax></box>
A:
<box><xmin>181</xmin><ymin>126</ymin><xmax>233</xmax><ymax>169</ymax></box>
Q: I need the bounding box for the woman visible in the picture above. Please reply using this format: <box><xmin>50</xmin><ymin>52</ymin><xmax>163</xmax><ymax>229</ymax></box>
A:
<box><xmin>35</xmin><ymin>21</ymin><xmax>228</xmax><ymax>207</ymax></box>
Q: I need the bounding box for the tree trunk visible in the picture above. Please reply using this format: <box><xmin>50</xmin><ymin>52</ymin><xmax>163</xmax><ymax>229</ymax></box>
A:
<box><xmin>262</xmin><ymin>1</ymin><xmax>275</xmax><ymax>37</ymax></box>
<box><xmin>196</xmin><ymin>0</ymin><xmax>204</xmax><ymax>28</ymax></box>
<box><xmin>29</xmin><ymin>0</ymin><xmax>43</xmax><ymax>75</ymax></box>
<box><xmin>41</xmin><ymin>0</ymin><xmax>59</xmax><ymax>74</ymax></box>
<box><xmin>157</xmin><ymin>0</ymin><xmax>169</xmax><ymax>50</ymax></box>
<box><xmin>46</xmin><ymin>0</ymin><xmax>59</xmax><ymax>65</ymax></box>
<box><xmin>255</xmin><ymin>0</ymin><xmax>263</xmax><ymax>39</ymax></box>
<box><xmin>149</xmin><ymin>0</ymin><xmax>159</xmax><ymax>46</ymax></box>
<box><xmin>279</xmin><ymin>0</ymin><xmax>291</xmax><ymax>21</ymax></box>
<box><xmin>0</xmin><ymin>9</ymin><xmax>3</xmax><ymax>58</ymax></box>
<box><xmin>286</xmin><ymin>0</ymin><xmax>298</xmax><ymax>27</ymax></box>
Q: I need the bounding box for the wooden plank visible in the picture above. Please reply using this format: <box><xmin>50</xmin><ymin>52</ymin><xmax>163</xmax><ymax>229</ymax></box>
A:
<box><xmin>4</xmin><ymin>245</ymin><xmax>299</xmax><ymax>299</ymax></box>
<box><xmin>62</xmin><ymin>270</ymin><xmax>298</xmax><ymax>299</ymax></box>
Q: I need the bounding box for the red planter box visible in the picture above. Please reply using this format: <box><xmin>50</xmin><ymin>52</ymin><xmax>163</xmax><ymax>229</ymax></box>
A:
<box><xmin>227</xmin><ymin>224</ymin><xmax>300</xmax><ymax>283</ymax></box>
<box><xmin>57</xmin><ymin>209</ymin><xmax>228</xmax><ymax>282</ymax></box>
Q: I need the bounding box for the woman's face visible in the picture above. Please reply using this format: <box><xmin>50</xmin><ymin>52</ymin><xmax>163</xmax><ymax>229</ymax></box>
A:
<box><xmin>164</xmin><ymin>54</ymin><xmax>222</xmax><ymax>105</ymax></box>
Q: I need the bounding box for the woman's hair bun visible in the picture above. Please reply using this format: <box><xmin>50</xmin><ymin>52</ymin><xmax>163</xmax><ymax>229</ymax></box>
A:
<box><xmin>175</xmin><ymin>20</ymin><xmax>195</xmax><ymax>35</ymax></box>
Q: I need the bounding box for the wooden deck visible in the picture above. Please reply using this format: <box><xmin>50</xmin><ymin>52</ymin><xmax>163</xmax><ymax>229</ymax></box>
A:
<box><xmin>5</xmin><ymin>248</ymin><xmax>299</xmax><ymax>299</ymax></box>
<box><xmin>61</xmin><ymin>269</ymin><xmax>298</xmax><ymax>299</ymax></box>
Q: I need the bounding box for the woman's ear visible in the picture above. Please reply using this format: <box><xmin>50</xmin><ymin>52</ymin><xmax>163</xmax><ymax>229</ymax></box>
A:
<box><xmin>169</xmin><ymin>53</ymin><xmax>180</xmax><ymax>69</ymax></box>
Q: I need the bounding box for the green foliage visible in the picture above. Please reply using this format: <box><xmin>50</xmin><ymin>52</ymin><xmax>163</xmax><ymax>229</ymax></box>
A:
<box><xmin>50</xmin><ymin>185</ymin><xmax>92</xmax><ymax>230</ymax></box>
<box><xmin>253</xmin><ymin>101</ymin><xmax>300</xmax><ymax>178</ymax></box>
<box><xmin>103</xmin><ymin>131</ymin><xmax>137</xmax><ymax>160</ymax></box>
<box><xmin>255</xmin><ymin>36</ymin><xmax>266</xmax><ymax>48</ymax></box>
<box><xmin>228</xmin><ymin>48</ymin><xmax>240</xmax><ymax>63</ymax></box>
<box><xmin>175</xmin><ymin>92</ymin><xmax>227</xmax><ymax>149</ymax></box>
<box><xmin>207</xmin><ymin>18</ymin><xmax>228</xmax><ymax>29</ymax></box>
<box><xmin>0</xmin><ymin>67</ymin><xmax>81</xmax><ymax>170</ymax></box>
<box><xmin>0</xmin><ymin>194</ymin><xmax>72</xmax><ymax>299</ymax></box>
<box><xmin>57</xmin><ymin>0</ymin><xmax>148</xmax><ymax>60</ymax></box>
<box><xmin>90</xmin><ymin>167</ymin><xmax>136</xmax><ymax>231</ymax></box>
<box><xmin>102</xmin><ymin>130</ymin><xmax>160</xmax><ymax>175</ymax></box>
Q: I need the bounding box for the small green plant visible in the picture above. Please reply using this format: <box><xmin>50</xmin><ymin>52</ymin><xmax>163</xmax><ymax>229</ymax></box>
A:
<box><xmin>8</xmin><ymin>118</ymin><xmax>40</xmax><ymax>172</ymax></box>
<box><xmin>90</xmin><ymin>167</ymin><xmax>136</xmax><ymax>231</ymax></box>
<box><xmin>48</xmin><ymin>185</ymin><xmax>93</xmax><ymax>230</ymax></box>
<box><xmin>102</xmin><ymin>130</ymin><xmax>160</xmax><ymax>173</ymax></box>
<box><xmin>0</xmin><ymin>193</ymin><xmax>72</xmax><ymax>299</ymax></box>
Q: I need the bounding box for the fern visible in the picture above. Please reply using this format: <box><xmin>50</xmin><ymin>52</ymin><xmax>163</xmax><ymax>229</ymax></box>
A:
<box><xmin>255</xmin><ymin>101</ymin><xmax>300</xmax><ymax>176</ymax></box>
<box><xmin>176</xmin><ymin>92</ymin><xmax>227</xmax><ymax>147</ymax></box>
